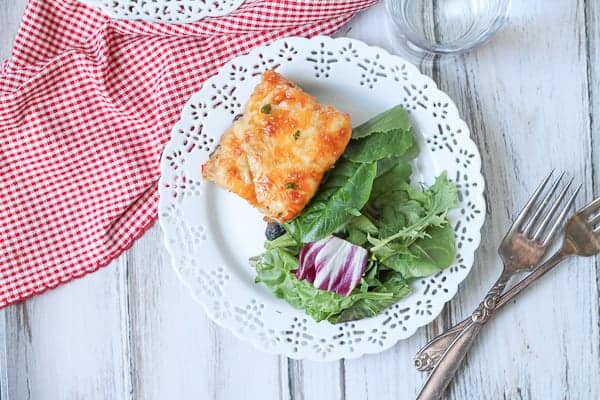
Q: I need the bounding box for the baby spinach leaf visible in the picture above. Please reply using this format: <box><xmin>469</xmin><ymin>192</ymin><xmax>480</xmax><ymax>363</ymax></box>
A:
<box><xmin>377</xmin><ymin>198</ymin><xmax>425</xmax><ymax>238</ymax></box>
<box><xmin>369</xmin><ymin>172</ymin><xmax>458</xmax><ymax>249</ymax></box>
<box><xmin>346</xmin><ymin>229</ymin><xmax>368</xmax><ymax>247</ymax></box>
<box><xmin>346</xmin><ymin>106</ymin><xmax>417</xmax><ymax>164</ymax></box>
<box><xmin>284</xmin><ymin>160</ymin><xmax>377</xmax><ymax>243</ymax></box>
<box><xmin>352</xmin><ymin>105</ymin><xmax>411</xmax><ymax>139</ymax></box>
<box><xmin>371</xmin><ymin>163</ymin><xmax>413</xmax><ymax>198</ymax></box>
<box><xmin>347</xmin><ymin>214</ymin><xmax>379</xmax><ymax>235</ymax></box>
<box><xmin>363</xmin><ymin>259</ymin><xmax>383</xmax><ymax>288</ymax></box>
<box><xmin>382</xmin><ymin>224</ymin><xmax>456</xmax><ymax>279</ymax></box>
<box><xmin>382</xmin><ymin>253</ymin><xmax>441</xmax><ymax>279</ymax></box>
<box><xmin>409</xmin><ymin>223</ymin><xmax>456</xmax><ymax>269</ymax></box>
<box><xmin>376</xmin><ymin>157</ymin><xmax>401</xmax><ymax>177</ymax></box>
<box><xmin>375</xmin><ymin>140</ymin><xmax>419</xmax><ymax>176</ymax></box>
<box><xmin>345</xmin><ymin>214</ymin><xmax>379</xmax><ymax>246</ymax></box>
<box><xmin>343</xmin><ymin>128</ymin><xmax>416</xmax><ymax>163</ymax></box>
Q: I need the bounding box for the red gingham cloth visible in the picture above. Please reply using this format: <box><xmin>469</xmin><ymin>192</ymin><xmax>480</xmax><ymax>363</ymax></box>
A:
<box><xmin>0</xmin><ymin>0</ymin><xmax>378</xmax><ymax>307</ymax></box>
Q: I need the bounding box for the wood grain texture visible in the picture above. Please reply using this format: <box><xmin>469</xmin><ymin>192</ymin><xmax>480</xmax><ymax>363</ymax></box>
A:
<box><xmin>125</xmin><ymin>226</ymin><xmax>285</xmax><ymax>400</ymax></box>
<box><xmin>1</xmin><ymin>0</ymin><xmax>600</xmax><ymax>399</ymax></box>
<box><xmin>0</xmin><ymin>261</ymin><xmax>131</xmax><ymax>400</ymax></box>
<box><xmin>0</xmin><ymin>1</ymin><xmax>26</xmax><ymax>61</ymax></box>
<box><xmin>432</xmin><ymin>2</ymin><xmax>599</xmax><ymax>398</ymax></box>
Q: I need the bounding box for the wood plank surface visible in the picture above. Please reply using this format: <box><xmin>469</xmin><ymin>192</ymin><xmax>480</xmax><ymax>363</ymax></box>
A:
<box><xmin>1</xmin><ymin>262</ymin><xmax>132</xmax><ymax>399</ymax></box>
<box><xmin>125</xmin><ymin>226</ymin><xmax>285</xmax><ymax>400</ymax></box>
<box><xmin>1</xmin><ymin>0</ymin><xmax>600</xmax><ymax>399</ymax></box>
<box><xmin>0</xmin><ymin>1</ymin><xmax>26</xmax><ymax>61</ymax></box>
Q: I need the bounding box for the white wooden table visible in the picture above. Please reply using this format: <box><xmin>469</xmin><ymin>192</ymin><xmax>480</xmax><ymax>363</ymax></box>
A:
<box><xmin>1</xmin><ymin>1</ymin><xmax>599</xmax><ymax>399</ymax></box>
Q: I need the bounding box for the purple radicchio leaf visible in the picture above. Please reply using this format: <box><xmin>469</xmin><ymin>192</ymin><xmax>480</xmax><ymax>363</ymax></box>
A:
<box><xmin>296</xmin><ymin>236</ymin><xmax>368</xmax><ymax>297</ymax></box>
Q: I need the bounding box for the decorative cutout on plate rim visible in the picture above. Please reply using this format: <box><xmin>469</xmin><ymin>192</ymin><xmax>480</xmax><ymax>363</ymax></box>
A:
<box><xmin>158</xmin><ymin>36</ymin><xmax>485</xmax><ymax>361</ymax></box>
<box><xmin>80</xmin><ymin>0</ymin><xmax>245</xmax><ymax>24</ymax></box>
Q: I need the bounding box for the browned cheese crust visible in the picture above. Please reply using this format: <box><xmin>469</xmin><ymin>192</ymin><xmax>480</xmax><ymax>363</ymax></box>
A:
<box><xmin>202</xmin><ymin>70</ymin><xmax>352</xmax><ymax>222</ymax></box>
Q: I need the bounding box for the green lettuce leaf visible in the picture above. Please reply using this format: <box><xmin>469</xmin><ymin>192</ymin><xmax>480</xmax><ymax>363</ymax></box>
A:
<box><xmin>351</xmin><ymin>105</ymin><xmax>411</xmax><ymax>139</ymax></box>
<box><xmin>382</xmin><ymin>224</ymin><xmax>456</xmax><ymax>279</ymax></box>
<box><xmin>343</xmin><ymin>129</ymin><xmax>416</xmax><ymax>163</ymax></box>
<box><xmin>375</xmin><ymin>142</ymin><xmax>419</xmax><ymax>176</ymax></box>
<box><xmin>369</xmin><ymin>172</ymin><xmax>458</xmax><ymax>250</ymax></box>
<box><xmin>344</xmin><ymin>214</ymin><xmax>379</xmax><ymax>246</ymax></box>
<box><xmin>346</xmin><ymin>106</ymin><xmax>418</xmax><ymax>165</ymax></box>
<box><xmin>264</xmin><ymin>232</ymin><xmax>300</xmax><ymax>253</ymax></box>
<box><xmin>254</xmin><ymin>248</ymin><xmax>394</xmax><ymax>323</ymax></box>
<box><xmin>284</xmin><ymin>160</ymin><xmax>377</xmax><ymax>243</ymax></box>
<box><xmin>254</xmin><ymin>105</ymin><xmax>459</xmax><ymax>324</ymax></box>
<box><xmin>329</xmin><ymin>272</ymin><xmax>411</xmax><ymax>323</ymax></box>
<box><xmin>371</xmin><ymin>163</ymin><xmax>413</xmax><ymax>198</ymax></box>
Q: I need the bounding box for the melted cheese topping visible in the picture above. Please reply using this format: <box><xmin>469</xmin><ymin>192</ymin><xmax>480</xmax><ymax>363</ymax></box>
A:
<box><xmin>202</xmin><ymin>70</ymin><xmax>352</xmax><ymax>223</ymax></box>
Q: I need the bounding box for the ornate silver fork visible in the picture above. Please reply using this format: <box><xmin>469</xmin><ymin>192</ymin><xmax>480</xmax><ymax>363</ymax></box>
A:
<box><xmin>416</xmin><ymin>172</ymin><xmax>578</xmax><ymax>400</ymax></box>
<box><xmin>414</xmin><ymin>193</ymin><xmax>600</xmax><ymax>374</ymax></box>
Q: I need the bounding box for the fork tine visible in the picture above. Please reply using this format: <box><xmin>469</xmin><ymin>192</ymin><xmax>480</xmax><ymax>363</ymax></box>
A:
<box><xmin>507</xmin><ymin>171</ymin><xmax>554</xmax><ymax>236</ymax></box>
<box><xmin>532</xmin><ymin>177</ymin><xmax>574</xmax><ymax>241</ymax></box>
<box><xmin>580</xmin><ymin>196</ymin><xmax>600</xmax><ymax>217</ymax></box>
<box><xmin>541</xmin><ymin>184</ymin><xmax>581</xmax><ymax>246</ymax></box>
<box><xmin>589</xmin><ymin>212</ymin><xmax>600</xmax><ymax>226</ymax></box>
<box><xmin>522</xmin><ymin>172</ymin><xmax>566</xmax><ymax>236</ymax></box>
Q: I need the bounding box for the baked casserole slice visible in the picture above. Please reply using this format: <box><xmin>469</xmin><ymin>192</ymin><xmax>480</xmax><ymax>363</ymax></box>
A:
<box><xmin>202</xmin><ymin>70</ymin><xmax>352</xmax><ymax>223</ymax></box>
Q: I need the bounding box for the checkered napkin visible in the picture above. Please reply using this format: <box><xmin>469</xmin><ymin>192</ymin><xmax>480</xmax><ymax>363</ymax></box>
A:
<box><xmin>0</xmin><ymin>0</ymin><xmax>378</xmax><ymax>307</ymax></box>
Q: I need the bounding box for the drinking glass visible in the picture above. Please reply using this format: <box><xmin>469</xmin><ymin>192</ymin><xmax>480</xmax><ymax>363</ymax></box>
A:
<box><xmin>385</xmin><ymin>0</ymin><xmax>510</xmax><ymax>55</ymax></box>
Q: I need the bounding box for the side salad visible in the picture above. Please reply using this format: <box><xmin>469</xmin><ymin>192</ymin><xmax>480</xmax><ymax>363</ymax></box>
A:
<box><xmin>252</xmin><ymin>106</ymin><xmax>458</xmax><ymax>324</ymax></box>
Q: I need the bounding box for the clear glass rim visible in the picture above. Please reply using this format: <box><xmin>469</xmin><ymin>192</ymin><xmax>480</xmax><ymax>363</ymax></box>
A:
<box><xmin>384</xmin><ymin>0</ymin><xmax>512</xmax><ymax>55</ymax></box>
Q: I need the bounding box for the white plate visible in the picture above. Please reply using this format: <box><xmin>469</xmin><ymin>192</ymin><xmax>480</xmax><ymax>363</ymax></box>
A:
<box><xmin>158</xmin><ymin>36</ymin><xmax>485</xmax><ymax>361</ymax></box>
<box><xmin>80</xmin><ymin>0</ymin><xmax>244</xmax><ymax>23</ymax></box>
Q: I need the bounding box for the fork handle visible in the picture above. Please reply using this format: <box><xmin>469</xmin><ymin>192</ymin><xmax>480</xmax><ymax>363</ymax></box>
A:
<box><xmin>415</xmin><ymin>251</ymin><xmax>571</xmax><ymax>372</ymax></box>
<box><xmin>414</xmin><ymin>318</ymin><xmax>470</xmax><ymax>371</ymax></box>
<box><xmin>416</xmin><ymin>274</ymin><xmax>511</xmax><ymax>400</ymax></box>
<box><xmin>416</xmin><ymin>321</ymin><xmax>482</xmax><ymax>400</ymax></box>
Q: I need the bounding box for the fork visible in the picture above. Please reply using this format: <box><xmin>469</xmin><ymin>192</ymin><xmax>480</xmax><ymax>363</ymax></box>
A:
<box><xmin>415</xmin><ymin>194</ymin><xmax>600</xmax><ymax>373</ymax></box>
<box><xmin>416</xmin><ymin>172</ymin><xmax>577</xmax><ymax>400</ymax></box>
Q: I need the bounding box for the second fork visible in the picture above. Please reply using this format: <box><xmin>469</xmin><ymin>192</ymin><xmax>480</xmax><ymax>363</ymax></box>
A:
<box><xmin>416</xmin><ymin>172</ymin><xmax>578</xmax><ymax>400</ymax></box>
